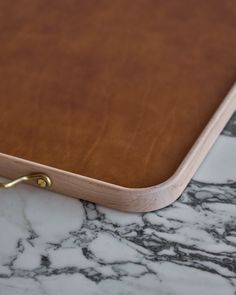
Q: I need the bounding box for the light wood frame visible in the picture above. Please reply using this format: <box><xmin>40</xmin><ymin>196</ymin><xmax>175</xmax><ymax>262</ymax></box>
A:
<box><xmin>0</xmin><ymin>83</ymin><xmax>236</xmax><ymax>212</ymax></box>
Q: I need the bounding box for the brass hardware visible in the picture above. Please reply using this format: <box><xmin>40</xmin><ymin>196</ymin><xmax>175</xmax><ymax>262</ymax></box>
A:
<box><xmin>0</xmin><ymin>173</ymin><xmax>52</xmax><ymax>189</ymax></box>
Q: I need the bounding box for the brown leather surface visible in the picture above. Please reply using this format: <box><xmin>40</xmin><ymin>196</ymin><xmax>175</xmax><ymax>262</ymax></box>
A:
<box><xmin>0</xmin><ymin>0</ymin><xmax>236</xmax><ymax>188</ymax></box>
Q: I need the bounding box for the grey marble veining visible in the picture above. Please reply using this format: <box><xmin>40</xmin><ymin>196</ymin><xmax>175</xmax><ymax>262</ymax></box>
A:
<box><xmin>0</xmin><ymin>111</ymin><xmax>236</xmax><ymax>295</ymax></box>
<box><xmin>223</xmin><ymin>111</ymin><xmax>236</xmax><ymax>137</ymax></box>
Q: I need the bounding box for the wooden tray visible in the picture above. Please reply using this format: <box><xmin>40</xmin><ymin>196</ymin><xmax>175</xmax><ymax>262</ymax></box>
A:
<box><xmin>0</xmin><ymin>0</ymin><xmax>236</xmax><ymax>211</ymax></box>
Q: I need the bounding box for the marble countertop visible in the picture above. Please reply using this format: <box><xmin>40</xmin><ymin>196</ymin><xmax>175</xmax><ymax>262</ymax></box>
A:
<box><xmin>0</xmin><ymin>111</ymin><xmax>236</xmax><ymax>295</ymax></box>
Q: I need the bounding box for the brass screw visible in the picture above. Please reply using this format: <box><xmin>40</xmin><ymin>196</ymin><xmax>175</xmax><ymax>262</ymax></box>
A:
<box><xmin>37</xmin><ymin>178</ymin><xmax>47</xmax><ymax>188</ymax></box>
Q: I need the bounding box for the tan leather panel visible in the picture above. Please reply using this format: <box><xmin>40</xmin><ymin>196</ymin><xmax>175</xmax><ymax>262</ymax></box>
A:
<box><xmin>0</xmin><ymin>0</ymin><xmax>236</xmax><ymax>187</ymax></box>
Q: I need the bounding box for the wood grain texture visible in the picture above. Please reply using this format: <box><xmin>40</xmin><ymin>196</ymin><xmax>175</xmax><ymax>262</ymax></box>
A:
<box><xmin>0</xmin><ymin>0</ymin><xmax>236</xmax><ymax>189</ymax></box>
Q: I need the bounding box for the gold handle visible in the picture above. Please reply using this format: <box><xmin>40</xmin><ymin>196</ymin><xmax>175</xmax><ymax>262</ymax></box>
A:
<box><xmin>0</xmin><ymin>173</ymin><xmax>52</xmax><ymax>189</ymax></box>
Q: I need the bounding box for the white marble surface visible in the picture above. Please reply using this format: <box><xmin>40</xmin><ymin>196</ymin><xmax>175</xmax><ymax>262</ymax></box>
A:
<box><xmin>0</xmin><ymin>112</ymin><xmax>236</xmax><ymax>295</ymax></box>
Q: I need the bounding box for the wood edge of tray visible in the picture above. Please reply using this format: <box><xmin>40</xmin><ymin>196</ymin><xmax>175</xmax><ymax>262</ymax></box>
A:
<box><xmin>0</xmin><ymin>82</ymin><xmax>235</xmax><ymax>212</ymax></box>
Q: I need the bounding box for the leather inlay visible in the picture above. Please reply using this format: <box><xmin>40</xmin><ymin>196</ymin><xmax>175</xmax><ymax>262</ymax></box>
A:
<box><xmin>0</xmin><ymin>0</ymin><xmax>236</xmax><ymax>187</ymax></box>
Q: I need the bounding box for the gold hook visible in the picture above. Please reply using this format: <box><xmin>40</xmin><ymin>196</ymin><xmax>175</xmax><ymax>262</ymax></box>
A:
<box><xmin>0</xmin><ymin>173</ymin><xmax>52</xmax><ymax>189</ymax></box>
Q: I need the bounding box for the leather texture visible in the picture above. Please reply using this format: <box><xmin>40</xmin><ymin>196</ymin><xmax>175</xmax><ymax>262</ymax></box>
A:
<box><xmin>0</xmin><ymin>0</ymin><xmax>236</xmax><ymax>187</ymax></box>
